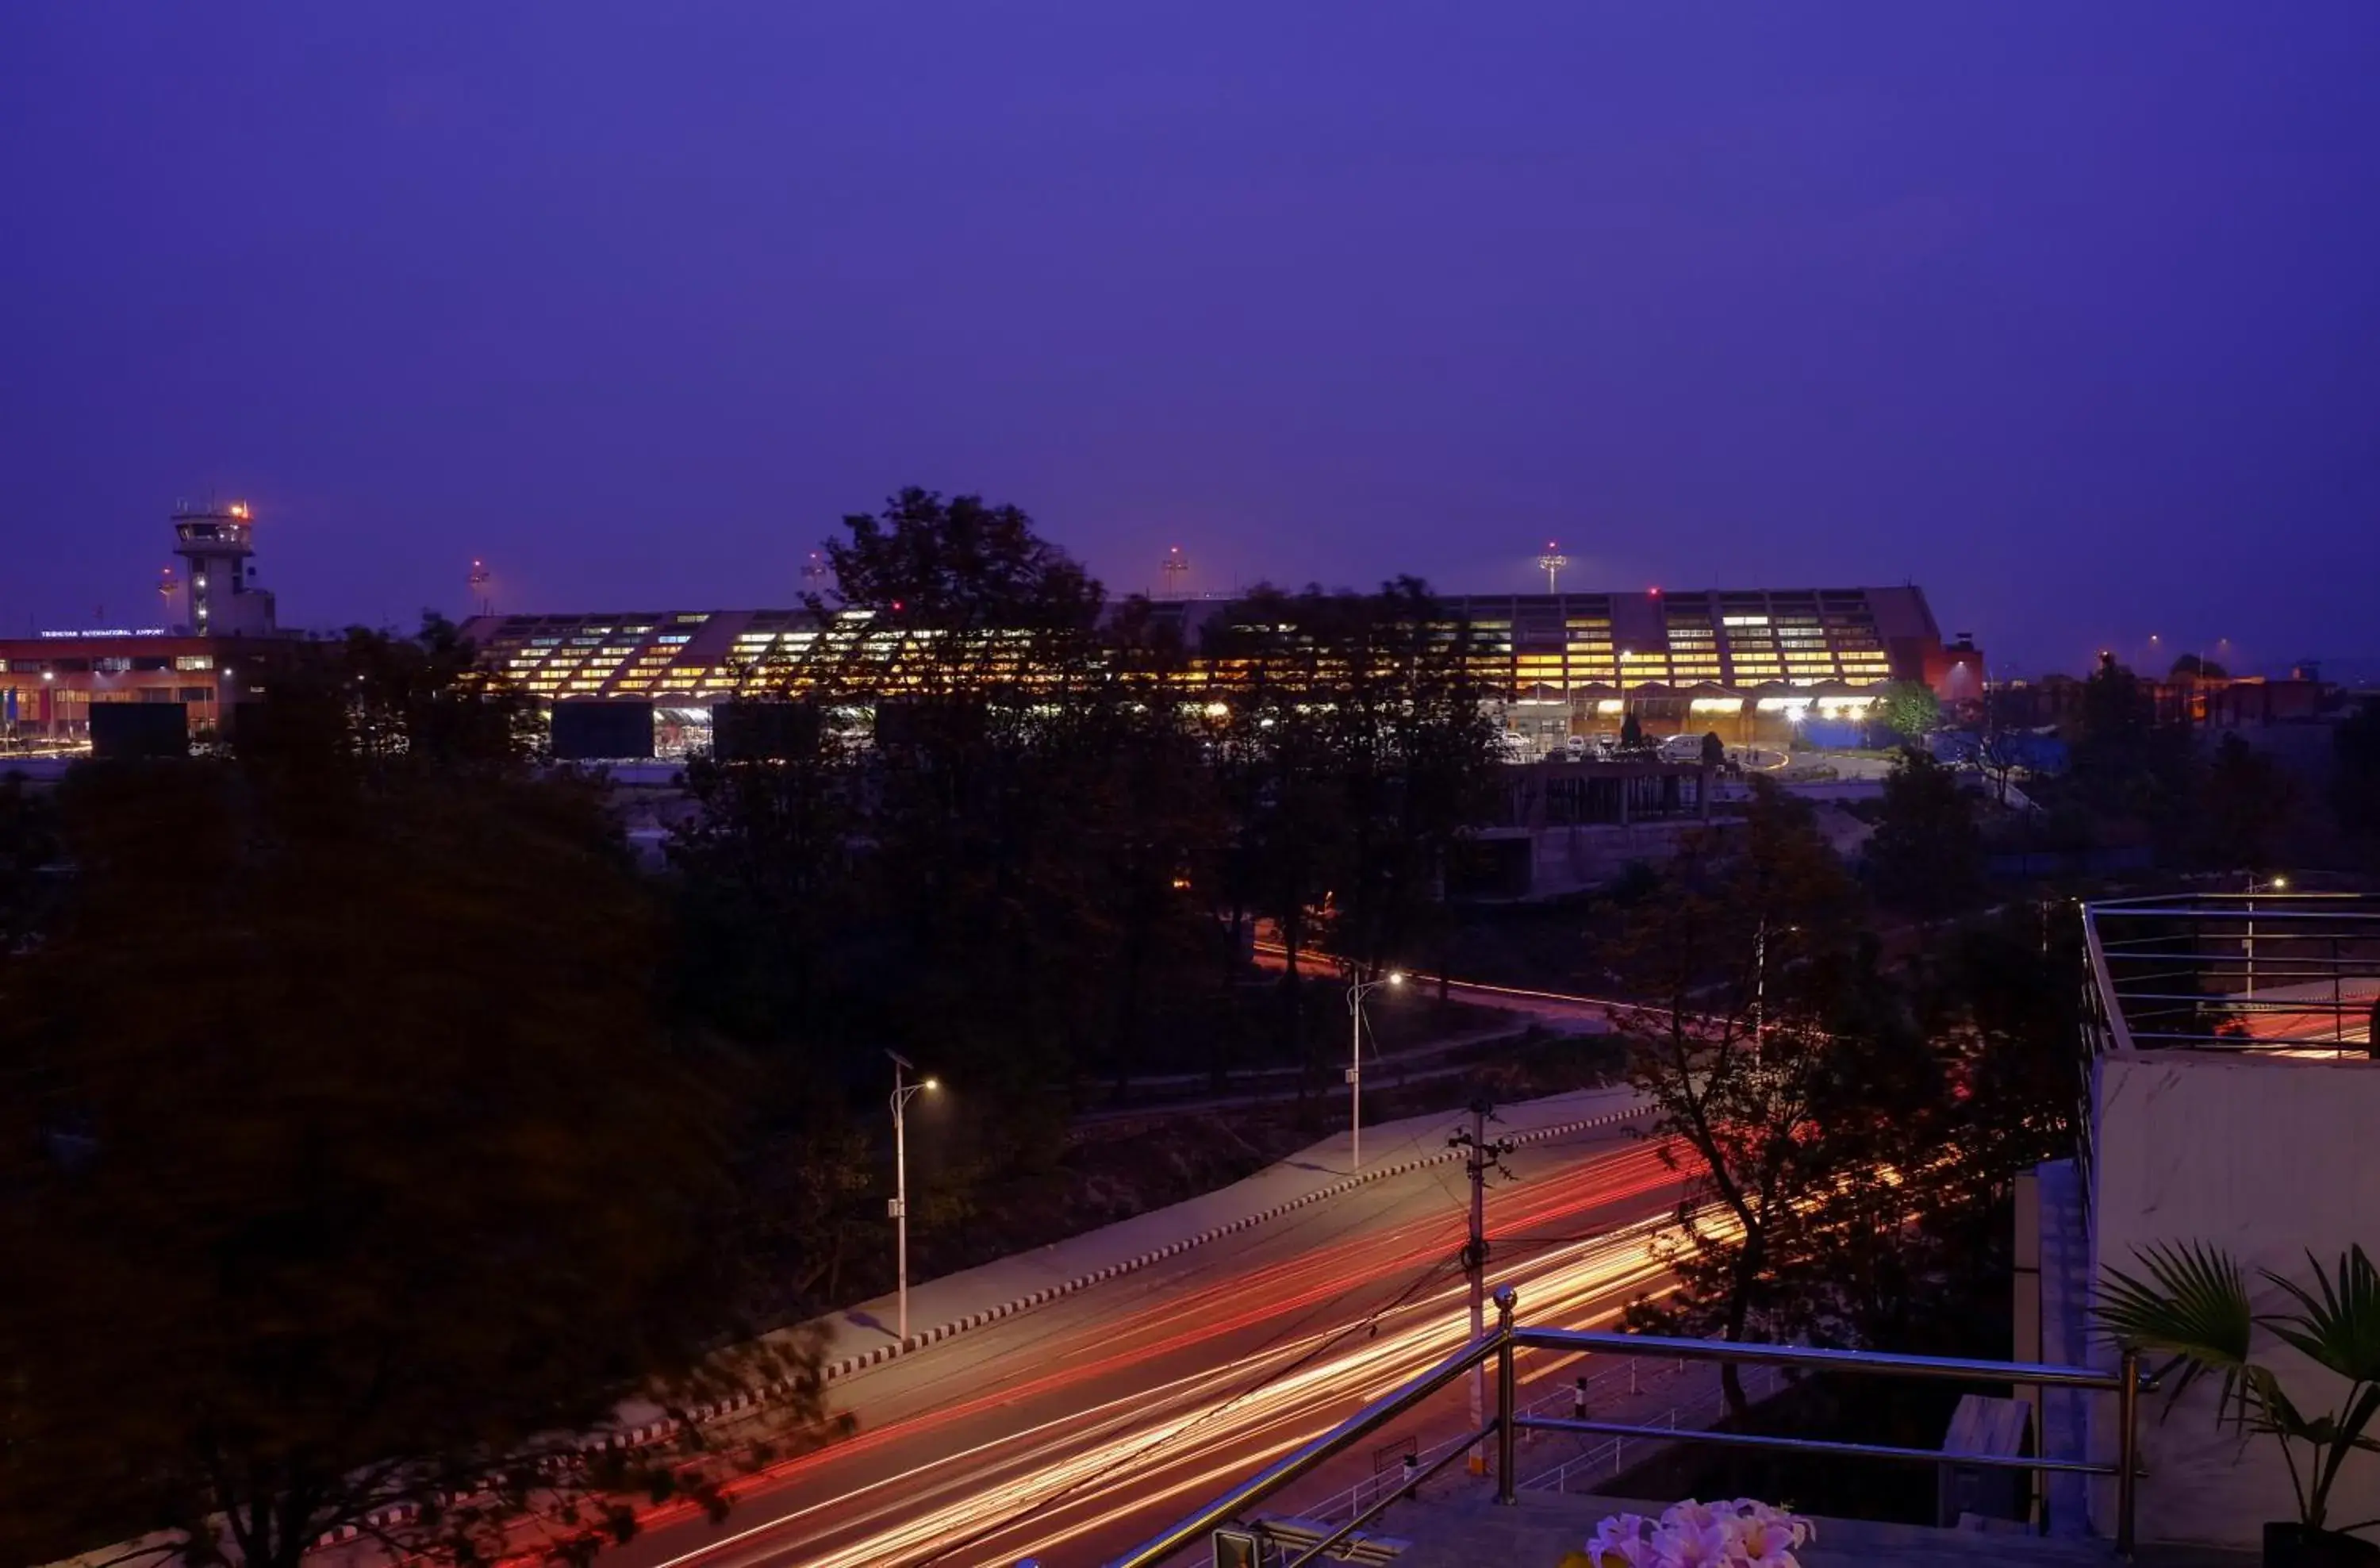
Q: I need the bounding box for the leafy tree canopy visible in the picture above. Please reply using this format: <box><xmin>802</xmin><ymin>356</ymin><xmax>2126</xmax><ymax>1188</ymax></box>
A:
<box><xmin>820</xmin><ymin>486</ymin><xmax>1104</xmax><ymax>632</ymax></box>
<box><xmin>2332</xmin><ymin>696</ymin><xmax>2380</xmax><ymax>854</ymax></box>
<box><xmin>2194</xmin><ymin>731</ymin><xmax>2294</xmax><ymax>873</ymax></box>
<box><xmin>0</xmin><ymin>655</ymin><xmax>825</xmax><ymax>1568</ymax></box>
<box><xmin>1866</xmin><ymin>747</ymin><xmax>1985</xmax><ymax>917</ymax></box>
<box><xmin>1871</xmin><ymin>681</ymin><xmax>1940</xmax><ymax>743</ymax></box>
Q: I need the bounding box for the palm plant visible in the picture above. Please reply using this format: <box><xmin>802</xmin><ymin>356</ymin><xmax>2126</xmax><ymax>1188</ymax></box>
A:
<box><xmin>2094</xmin><ymin>1240</ymin><xmax>2380</xmax><ymax>1538</ymax></box>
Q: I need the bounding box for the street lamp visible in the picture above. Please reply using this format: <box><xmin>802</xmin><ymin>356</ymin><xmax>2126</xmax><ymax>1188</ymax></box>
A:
<box><xmin>1345</xmin><ymin>968</ymin><xmax>1405</xmax><ymax>1171</ymax></box>
<box><xmin>887</xmin><ymin>1049</ymin><xmax>939</xmax><ymax>1343</ymax></box>
<box><xmin>1753</xmin><ymin>920</ymin><xmax>1798</xmax><ymax>1047</ymax></box>
<box><xmin>2245</xmin><ymin>874</ymin><xmax>2287</xmax><ymax>1005</ymax></box>
<box><xmin>1536</xmin><ymin>541</ymin><xmax>1568</xmax><ymax>595</ymax></box>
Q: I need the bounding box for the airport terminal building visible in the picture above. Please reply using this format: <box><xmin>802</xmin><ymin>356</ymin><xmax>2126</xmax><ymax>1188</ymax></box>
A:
<box><xmin>455</xmin><ymin>585</ymin><xmax>1977</xmax><ymax>755</ymax></box>
<box><xmin>2</xmin><ymin>505</ymin><xmax>1977</xmax><ymax>758</ymax></box>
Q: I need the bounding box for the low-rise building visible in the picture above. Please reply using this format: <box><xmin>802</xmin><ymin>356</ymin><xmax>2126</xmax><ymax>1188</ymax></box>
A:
<box><xmin>1</xmin><ymin>502</ymin><xmax>301</xmax><ymax>749</ymax></box>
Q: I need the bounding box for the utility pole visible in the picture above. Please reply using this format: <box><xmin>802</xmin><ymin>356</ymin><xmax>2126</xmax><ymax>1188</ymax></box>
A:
<box><xmin>1450</xmin><ymin>1097</ymin><xmax>1514</xmax><ymax>1475</ymax></box>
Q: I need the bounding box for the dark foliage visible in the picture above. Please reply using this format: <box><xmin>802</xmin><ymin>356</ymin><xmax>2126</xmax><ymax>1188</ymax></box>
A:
<box><xmin>1618</xmin><ymin>786</ymin><xmax>2079</xmax><ymax>1415</ymax></box>
<box><xmin>1866</xmin><ymin>747</ymin><xmax>1985</xmax><ymax>917</ymax></box>
<box><xmin>0</xmin><ymin>627</ymin><xmax>829</xmax><ymax>1568</ymax></box>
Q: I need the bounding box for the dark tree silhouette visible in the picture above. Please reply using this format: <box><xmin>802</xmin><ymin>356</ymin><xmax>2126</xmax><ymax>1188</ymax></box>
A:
<box><xmin>1866</xmin><ymin>747</ymin><xmax>1986</xmax><ymax>916</ymax></box>
<box><xmin>0</xmin><ymin>647</ymin><xmax>831</xmax><ymax>1568</ymax></box>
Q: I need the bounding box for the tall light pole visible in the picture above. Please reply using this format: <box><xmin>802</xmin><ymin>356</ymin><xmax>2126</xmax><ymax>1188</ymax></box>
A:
<box><xmin>1753</xmin><ymin>920</ymin><xmax>1798</xmax><ymax>1051</ymax></box>
<box><xmin>1345</xmin><ymin>967</ymin><xmax>1406</xmax><ymax>1171</ymax></box>
<box><xmin>2245</xmin><ymin>874</ymin><xmax>2286</xmax><ymax>1005</ymax></box>
<box><xmin>1754</xmin><ymin>917</ymin><xmax>1768</xmax><ymax>1045</ymax></box>
<box><xmin>888</xmin><ymin>1049</ymin><xmax>939</xmax><ymax>1343</ymax></box>
<box><xmin>1535</xmin><ymin>540</ymin><xmax>1568</xmax><ymax>595</ymax></box>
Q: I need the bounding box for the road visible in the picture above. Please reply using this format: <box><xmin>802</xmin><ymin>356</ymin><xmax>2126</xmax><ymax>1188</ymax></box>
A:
<box><xmin>1249</xmin><ymin>940</ymin><xmax>1654</xmax><ymax>1036</ymax></box>
<box><xmin>597</xmin><ymin>1121</ymin><xmax>1691</xmax><ymax>1568</ymax></box>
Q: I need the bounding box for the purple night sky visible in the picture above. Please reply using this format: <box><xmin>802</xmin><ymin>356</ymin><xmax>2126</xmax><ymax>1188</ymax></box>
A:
<box><xmin>5</xmin><ymin>3</ymin><xmax>2376</xmax><ymax>675</ymax></box>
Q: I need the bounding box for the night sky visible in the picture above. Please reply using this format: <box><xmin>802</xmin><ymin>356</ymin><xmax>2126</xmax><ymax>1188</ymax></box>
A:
<box><xmin>6</xmin><ymin>3</ymin><xmax>2377</xmax><ymax>675</ymax></box>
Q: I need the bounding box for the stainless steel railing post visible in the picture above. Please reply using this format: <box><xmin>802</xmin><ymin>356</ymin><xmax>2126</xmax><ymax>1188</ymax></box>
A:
<box><xmin>2117</xmin><ymin>1344</ymin><xmax>2140</xmax><ymax>1560</ymax></box>
<box><xmin>1495</xmin><ymin>1286</ymin><xmax>1518</xmax><ymax>1504</ymax></box>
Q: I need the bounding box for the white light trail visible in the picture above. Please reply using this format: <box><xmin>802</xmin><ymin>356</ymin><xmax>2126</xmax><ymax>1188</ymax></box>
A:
<box><xmin>681</xmin><ymin>1206</ymin><xmax>1714</xmax><ymax>1568</ymax></box>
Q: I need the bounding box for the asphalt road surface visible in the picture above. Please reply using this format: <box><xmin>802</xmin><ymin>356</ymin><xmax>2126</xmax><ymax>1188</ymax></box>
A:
<box><xmin>597</xmin><ymin>1118</ymin><xmax>1691</xmax><ymax>1568</ymax></box>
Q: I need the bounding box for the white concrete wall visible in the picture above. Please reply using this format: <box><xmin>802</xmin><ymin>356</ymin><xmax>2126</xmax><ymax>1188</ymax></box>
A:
<box><xmin>2090</xmin><ymin>1051</ymin><xmax>2380</xmax><ymax>1548</ymax></box>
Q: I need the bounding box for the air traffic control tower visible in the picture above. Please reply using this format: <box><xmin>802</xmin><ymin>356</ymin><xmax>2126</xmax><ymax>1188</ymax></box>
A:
<box><xmin>171</xmin><ymin>500</ymin><xmax>278</xmax><ymax>636</ymax></box>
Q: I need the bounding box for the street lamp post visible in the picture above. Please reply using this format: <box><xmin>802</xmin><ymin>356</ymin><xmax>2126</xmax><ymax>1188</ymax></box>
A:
<box><xmin>1752</xmin><ymin>919</ymin><xmax>1798</xmax><ymax>1052</ymax></box>
<box><xmin>2245</xmin><ymin>874</ymin><xmax>2286</xmax><ymax>1006</ymax></box>
<box><xmin>1754</xmin><ymin>917</ymin><xmax>1769</xmax><ymax>1045</ymax></box>
<box><xmin>1344</xmin><ymin>968</ymin><xmax>1406</xmax><ymax>1171</ymax></box>
<box><xmin>887</xmin><ymin>1050</ymin><xmax>939</xmax><ymax>1343</ymax></box>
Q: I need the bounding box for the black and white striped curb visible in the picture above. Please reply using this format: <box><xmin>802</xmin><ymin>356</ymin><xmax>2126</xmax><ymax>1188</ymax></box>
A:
<box><xmin>814</xmin><ymin>1097</ymin><xmax>1650</xmax><ymax>1383</ymax></box>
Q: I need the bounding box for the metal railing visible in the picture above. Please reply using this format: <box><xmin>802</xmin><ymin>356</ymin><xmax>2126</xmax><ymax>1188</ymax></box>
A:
<box><xmin>1316</xmin><ymin>1356</ymin><xmax>1789</xmax><ymax>1524</ymax></box>
<box><xmin>1105</xmin><ymin>1289</ymin><xmax>2147</xmax><ymax>1568</ymax></box>
<box><xmin>2083</xmin><ymin>892</ymin><xmax>2380</xmax><ymax>1056</ymax></box>
<box><xmin>1520</xmin><ymin>1363</ymin><xmax>1791</xmax><ymax>1498</ymax></box>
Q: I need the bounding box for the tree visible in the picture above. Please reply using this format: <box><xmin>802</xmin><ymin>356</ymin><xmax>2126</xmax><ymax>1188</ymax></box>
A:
<box><xmin>666</xmin><ymin>709</ymin><xmax>864</xmax><ymax>1051</ymax></box>
<box><xmin>2331</xmin><ymin>697</ymin><xmax>2380</xmax><ymax>854</ymax></box>
<box><xmin>238</xmin><ymin>615</ymin><xmax>532</xmax><ymax>773</ymax></box>
<box><xmin>817</xmin><ymin>486</ymin><xmax>1103</xmax><ymax>634</ymax></box>
<box><xmin>2062</xmin><ymin>655</ymin><xmax>2194</xmax><ymax>840</ymax></box>
<box><xmin>0</xmin><ymin>769</ymin><xmax>63</xmax><ymax>970</ymax></box>
<box><xmin>2168</xmin><ymin>652</ymin><xmax>2229</xmax><ymax>682</ymax></box>
<box><xmin>1699</xmin><ymin>731</ymin><xmax>1726</xmax><ymax>771</ymax></box>
<box><xmin>2194</xmin><ymin>731</ymin><xmax>2294</xmax><ymax>872</ymax></box>
<box><xmin>1200</xmin><ymin>580</ymin><xmax>1502</xmax><ymax>1072</ymax></box>
<box><xmin>0</xmin><ymin>729</ymin><xmax>829</xmax><ymax>1568</ymax></box>
<box><xmin>1975</xmin><ymin>729</ymin><xmax>2025</xmax><ymax>808</ymax></box>
<box><xmin>1620</xmin><ymin>794</ymin><xmax>2087</xmax><ymax>1419</ymax></box>
<box><xmin>1871</xmin><ymin>681</ymin><xmax>1940</xmax><ymax>744</ymax></box>
<box><xmin>1619</xmin><ymin>711</ymin><xmax>1646</xmax><ymax>752</ymax></box>
<box><xmin>1613</xmin><ymin>782</ymin><xmax>1871</xmax><ymax>1413</ymax></box>
<box><xmin>1865</xmin><ymin>747</ymin><xmax>1985</xmax><ymax>917</ymax></box>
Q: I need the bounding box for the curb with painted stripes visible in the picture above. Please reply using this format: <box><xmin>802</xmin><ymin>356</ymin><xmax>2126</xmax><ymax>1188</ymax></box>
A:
<box><xmin>814</xmin><ymin>1097</ymin><xmax>1650</xmax><ymax>1382</ymax></box>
